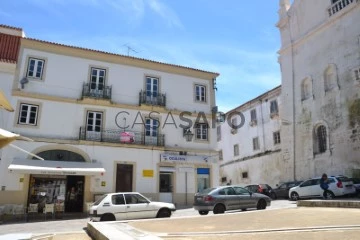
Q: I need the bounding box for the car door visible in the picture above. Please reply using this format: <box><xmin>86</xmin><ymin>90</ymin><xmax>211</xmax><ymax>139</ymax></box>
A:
<box><xmin>297</xmin><ymin>180</ymin><xmax>313</xmax><ymax>197</ymax></box>
<box><xmin>110</xmin><ymin>194</ymin><xmax>127</xmax><ymax>220</ymax></box>
<box><xmin>221</xmin><ymin>187</ymin><xmax>240</xmax><ymax>210</ymax></box>
<box><xmin>233</xmin><ymin>186</ymin><xmax>253</xmax><ymax>208</ymax></box>
<box><xmin>124</xmin><ymin>193</ymin><xmax>155</xmax><ymax>220</ymax></box>
<box><xmin>276</xmin><ymin>183</ymin><xmax>287</xmax><ymax>198</ymax></box>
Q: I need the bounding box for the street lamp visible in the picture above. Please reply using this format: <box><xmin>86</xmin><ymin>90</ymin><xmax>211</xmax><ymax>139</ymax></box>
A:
<box><xmin>183</xmin><ymin>128</ymin><xmax>194</xmax><ymax>142</ymax></box>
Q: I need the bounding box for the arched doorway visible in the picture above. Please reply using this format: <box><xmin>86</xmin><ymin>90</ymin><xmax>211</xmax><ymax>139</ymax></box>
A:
<box><xmin>28</xmin><ymin>150</ymin><xmax>86</xmax><ymax>213</ymax></box>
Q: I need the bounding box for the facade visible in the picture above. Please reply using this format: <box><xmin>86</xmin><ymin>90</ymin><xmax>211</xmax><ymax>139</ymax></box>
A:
<box><xmin>0</xmin><ymin>24</ymin><xmax>220</xmax><ymax>212</ymax></box>
<box><xmin>218</xmin><ymin>86</ymin><xmax>290</xmax><ymax>187</ymax></box>
<box><xmin>277</xmin><ymin>0</ymin><xmax>360</xmax><ymax>180</ymax></box>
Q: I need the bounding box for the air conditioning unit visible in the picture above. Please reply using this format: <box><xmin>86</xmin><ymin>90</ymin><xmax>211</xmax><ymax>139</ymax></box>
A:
<box><xmin>230</xmin><ymin>129</ymin><xmax>237</xmax><ymax>134</ymax></box>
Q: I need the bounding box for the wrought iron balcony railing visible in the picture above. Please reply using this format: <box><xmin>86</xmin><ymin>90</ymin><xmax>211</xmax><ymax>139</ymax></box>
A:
<box><xmin>79</xmin><ymin>127</ymin><xmax>165</xmax><ymax>146</ymax></box>
<box><xmin>328</xmin><ymin>0</ymin><xmax>354</xmax><ymax>16</ymax></box>
<box><xmin>139</xmin><ymin>90</ymin><xmax>166</xmax><ymax>107</ymax></box>
<box><xmin>82</xmin><ymin>82</ymin><xmax>112</xmax><ymax>100</ymax></box>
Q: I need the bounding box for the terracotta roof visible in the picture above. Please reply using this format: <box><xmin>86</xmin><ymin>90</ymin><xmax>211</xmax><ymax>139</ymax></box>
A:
<box><xmin>0</xmin><ymin>24</ymin><xmax>22</xmax><ymax>31</ymax></box>
<box><xmin>0</xmin><ymin>33</ymin><xmax>21</xmax><ymax>63</ymax></box>
<box><xmin>24</xmin><ymin>37</ymin><xmax>220</xmax><ymax>76</ymax></box>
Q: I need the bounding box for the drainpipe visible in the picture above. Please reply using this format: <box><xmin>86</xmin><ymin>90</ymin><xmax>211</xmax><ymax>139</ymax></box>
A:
<box><xmin>259</xmin><ymin>100</ymin><xmax>266</xmax><ymax>151</ymax></box>
<box><xmin>185</xmin><ymin>172</ymin><xmax>188</xmax><ymax>205</ymax></box>
<box><xmin>287</xmin><ymin>11</ymin><xmax>296</xmax><ymax>181</ymax></box>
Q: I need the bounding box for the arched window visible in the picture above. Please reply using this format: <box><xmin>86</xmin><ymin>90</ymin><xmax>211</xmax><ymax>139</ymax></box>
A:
<box><xmin>301</xmin><ymin>77</ymin><xmax>312</xmax><ymax>100</ymax></box>
<box><xmin>32</xmin><ymin>150</ymin><xmax>86</xmax><ymax>162</ymax></box>
<box><xmin>314</xmin><ymin>125</ymin><xmax>327</xmax><ymax>154</ymax></box>
<box><xmin>324</xmin><ymin>64</ymin><xmax>338</xmax><ymax>92</ymax></box>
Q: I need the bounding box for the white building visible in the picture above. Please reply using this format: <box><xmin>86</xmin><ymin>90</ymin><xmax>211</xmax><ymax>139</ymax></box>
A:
<box><xmin>218</xmin><ymin>86</ymin><xmax>290</xmax><ymax>187</ymax></box>
<box><xmin>0</xmin><ymin>24</ymin><xmax>220</xmax><ymax>212</ymax></box>
<box><xmin>277</xmin><ymin>0</ymin><xmax>360</xmax><ymax>180</ymax></box>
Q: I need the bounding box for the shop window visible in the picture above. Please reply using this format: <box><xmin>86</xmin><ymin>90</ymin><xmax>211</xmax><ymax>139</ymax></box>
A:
<box><xmin>197</xmin><ymin>168</ymin><xmax>210</xmax><ymax>192</ymax></box>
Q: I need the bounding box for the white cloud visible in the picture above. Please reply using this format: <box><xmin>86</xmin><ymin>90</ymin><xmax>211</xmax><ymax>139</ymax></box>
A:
<box><xmin>147</xmin><ymin>0</ymin><xmax>183</xmax><ymax>29</ymax></box>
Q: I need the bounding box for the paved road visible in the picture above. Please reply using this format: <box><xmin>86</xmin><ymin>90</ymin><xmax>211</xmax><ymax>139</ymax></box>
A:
<box><xmin>0</xmin><ymin>200</ymin><xmax>295</xmax><ymax>237</ymax></box>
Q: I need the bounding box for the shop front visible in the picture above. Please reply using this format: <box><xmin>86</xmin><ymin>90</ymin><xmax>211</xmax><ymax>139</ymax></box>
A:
<box><xmin>159</xmin><ymin>153</ymin><xmax>215</xmax><ymax>205</ymax></box>
<box><xmin>8</xmin><ymin>157</ymin><xmax>105</xmax><ymax>214</ymax></box>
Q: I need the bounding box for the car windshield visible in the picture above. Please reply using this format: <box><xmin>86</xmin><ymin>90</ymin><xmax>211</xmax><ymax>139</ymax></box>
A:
<box><xmin>93</xmin><ymin>194</ymin><xmax>107</xmax><ymax>206</ymax></box>
<box><xmin>199</xmin><ymin>188</ymin><xmax>216</xmax><ymax>194</ymax></box>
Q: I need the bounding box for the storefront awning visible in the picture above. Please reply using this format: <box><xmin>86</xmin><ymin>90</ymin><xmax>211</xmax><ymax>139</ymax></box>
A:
<box><xmin>8</xmin><ymin>158</ymin><xmax>105</xmax><ymax>176</ymax></box>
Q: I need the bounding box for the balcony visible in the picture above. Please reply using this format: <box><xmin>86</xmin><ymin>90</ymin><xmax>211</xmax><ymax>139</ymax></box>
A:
<box><xmin>79</xmin><ymin>127</ymin><xmax>165</xmax><ymax>147</ymax></box>
<box><xmin>328</xmin><ymin>0</ymin><xmax>354</xmax><ymax>16</ymax></box>
<box><xmin>82</xmin><ymin>82</ymin><xmax>112</xmax><ymax>100</ymax></box>
<box><xmin>139</xmin><ymin>90</ymin><xmax>166</xmax><ymax>107</ymax></box>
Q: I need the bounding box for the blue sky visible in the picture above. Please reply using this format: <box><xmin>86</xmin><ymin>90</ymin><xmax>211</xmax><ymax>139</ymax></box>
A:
<box><xmin>1</xmin><ymin>0</ymin><xmax>282</xmax><ymax>112</ymax></box>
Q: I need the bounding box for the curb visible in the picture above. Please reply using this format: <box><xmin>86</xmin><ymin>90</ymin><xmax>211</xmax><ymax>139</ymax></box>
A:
<box><xmin>297</xmin><ymin>200</ymin><xmax>360</xmax><ymax>208</ymax></box>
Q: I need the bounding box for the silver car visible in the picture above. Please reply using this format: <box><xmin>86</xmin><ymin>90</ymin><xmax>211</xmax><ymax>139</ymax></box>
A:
<box><xmin>193</xmin><ymin>186</ymin><xmax>271</xmax><ymax>215</ymax></box>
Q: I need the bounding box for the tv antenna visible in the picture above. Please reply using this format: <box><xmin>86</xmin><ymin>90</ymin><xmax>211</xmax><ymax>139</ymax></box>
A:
<box><xmin>122</xmin><ymin>43</ymin><xmax>140</xmax><ymax>56</ymax></box>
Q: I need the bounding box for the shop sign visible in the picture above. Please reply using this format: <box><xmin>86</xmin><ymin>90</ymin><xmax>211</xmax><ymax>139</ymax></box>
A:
<box><xmin>101</xmin><ymin>181</ymin><xmax>106</xmax><ymax>187</ymax></box>
<box><xmin>160</xmin><ymin>154</ymin><xmax>211</xmax><ymax>163</ymax></box>
<box><xmin>39</xmin><ymin>171</ymin><xmax>77</xmax><ymax>175</ymax></box>
<box><xmin>143</xmin><ymin>170</ymin><xmax>154</xmax><ymax>177</ymax></box>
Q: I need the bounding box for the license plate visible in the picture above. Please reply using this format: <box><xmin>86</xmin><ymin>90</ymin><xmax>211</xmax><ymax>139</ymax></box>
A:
<box><xmin>197</xmin><ymin>197</ymin><xmax>203</xmax><ymax>201</ymax></box>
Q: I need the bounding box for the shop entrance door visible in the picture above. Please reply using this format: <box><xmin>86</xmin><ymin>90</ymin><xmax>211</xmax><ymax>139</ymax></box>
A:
<box><xmin>159</xmin><ymin>172</ymin><xmax>173</xmax><ymax>203</ymax></box>
<box><xmin>66</xmin><ymin>176</ymin><xmax>84</xmax><ymax>212</ymax></box>
<box><xmin>116</xmin><ymin>164</ymin><xmax>133</xmax><ymax>192</ymax></box>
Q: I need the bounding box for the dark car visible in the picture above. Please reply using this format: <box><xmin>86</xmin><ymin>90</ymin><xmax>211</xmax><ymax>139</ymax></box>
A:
<box><xmin>244</xmin><ymin>184</ymin><xmax>276</xmax><ymax>199</ymax></box>
<box><xmin>272</xmin><ymin>181</ymin><xmax>303</xmax><ymax>199</ymax></box>
<box><xmin>193</xmin><ymin>185</ymin><xmax>271</xmax><ymax>215</ymax></box>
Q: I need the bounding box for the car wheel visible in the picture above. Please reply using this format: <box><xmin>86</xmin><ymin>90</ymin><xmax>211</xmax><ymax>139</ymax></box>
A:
<box><xmin>290</xmin><ymin>192</ymin><xmax>299</xmax><ymax>201</ymax></box>
<box><xmin>198</xmin><ymin>210</ymin><xmax>209</xmax><ymax>215</ymax></box>
<box><xmin>325</xmin><ymin>191</ymin><xmax>335</xmax><ymax>199</ymax></box>
<box><xmin>270</xmin><ymin>192</ymin><xmax>277</xmax><ymax>200</ymax></box>
<box><xmin>256</xmin><ymin>199</ymin><xmax>267</xmax><ymax>210</ymax></box>
<box><xmin>157</xmin><ymin>208</ymin><xmax>171</xmax><ymax>218</ymax></box>
<box><xmin>213</xmin><ymin>204</ymin><xmax>225</xmax><ymax>214</ymax></box>
<box><xmin>100</xmin><ymin>213</ymin><xmax>115</xmax><ymax>222</ymax></box>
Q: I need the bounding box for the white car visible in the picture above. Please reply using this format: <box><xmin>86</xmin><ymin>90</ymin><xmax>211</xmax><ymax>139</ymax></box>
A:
<box><xmin>89</xmin><ymin>192</ymin><xmax>176</xmax><ymax>221</ymax></box>
<box><xmin>289</xmin><ymin>175</ymin><xmax>356</xmax><ymax>200</ymax></box>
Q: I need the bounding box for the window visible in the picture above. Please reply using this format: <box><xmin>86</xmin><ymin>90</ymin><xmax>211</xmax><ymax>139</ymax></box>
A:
<box><xmin>270</xmin><ymin>100</ymin><xmax>279</xmax><ymax>116</ymax></box>
<box><xmin>124</xmin><ymin>193</ymin><xmax>149</xmax><ymax>204</ymax></box>
<box><xmin>217</xmin><ymin>126</ymin><xmax>221</xmax><ymax>141</ymax></box>
<box><xmin>195</xmin><ymin>85</ymin><xmax>206</xmax><ymax>102</ymax></box>
<box><xmin>221</xmin><ymin>177</ymin><xmax>227</xmax><ymax>183</ymax></box>
<box><xmin>253</xmin><ymin>137</ymin><xmax>260</xmax><ymax>150</ymax></box>
<box><xmin>324</xmin><ymin>64</ymin><xmax>338</xmax><ymax>92</ymax></box>
<box><xmin>316</xmin><ymin>125</ymin><xmax>327</xmax><ymax>153</ymax></box>
<box><xmin>195</xmin><ymin>123</ymin><xmax>208</xmax><ymax>140</ymax></box>
<box><xmin>273</xmin><ymin>131</ymin><xmax>281</xmax><ymax>145</ymax></box>
<box><xmin>86</xmin><ymin>111</ymin><xmax>102</xmax><ymax>132</ymax></box>
<box><xmin>234</xmin><ymin>144</ymin><xmax>239</xmax><ymax>156</ymax></box>
<box><xmin>90</xmin><ymin>68</ymin><xmax>106</xmax><ymax>91</ymax></box>
<box><xmin>145</xmin><ymin>118</ymin><xmax>159</xmax><ymax>137</ymax></box>
<box><xmin>354</xmin><ymin>67</ymin><xmax>360</xmax><ymax>81</ymax></box>
<box><xmin>146</xmin><ymin>76</ymin><xmax>159</xmax><ymax>96</ymax></box>
<box><xmin>26</xmin><ymin>58</ymin><xmax>45</xmax><ymax>79</ymax></box>
<box><xmin>233</xmin><ymin>186</ymin><xmax>250</xmax><ymax>195</ymax></box>
<box><xmin>301</xmin><ymin>77</ymin><xmax>312</xmax><ymax>100</ymax></box>
<box><xmin>219</xmin><ymin>150</ymin><xmax>223</xmax><ymax>161</ymax></box>
<box><xmin>250</xmin><ymin>109</ymin><xmax>257</xmax><ymax>124</ymax></box>
<box><xmin>18</xmin><ymin>104</ymin><xmax>39</xmax><ymax>125</ymax></box>
<box><xmin>112</xmin><ymin>194</ymin><xmax>125</xmax><ymax>205</ymax></box>
<box><xmin>242</xmin><ymin>172</ymin><xmax>248</xmax><ymax>179</ymax></box>
<box><xmin>231</xmin><ymin>117</ymin><xmax>238</xmax><ymax>133</ymax></box>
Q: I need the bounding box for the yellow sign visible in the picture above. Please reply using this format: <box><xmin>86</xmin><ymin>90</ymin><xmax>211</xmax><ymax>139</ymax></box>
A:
<box><xmin>101</xmin><ymin>181</ymin><xmax>106</xmax><ymax>187</ymax></box>
<box><xmin>19</xmin><ymin>178</ymin><xmax>24</xmax><ymax>183</ymax></box>
<box><xmin>143</xmin><ymin>170</ymin><xmax>154</xmax><ymax>177</ymax></box>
